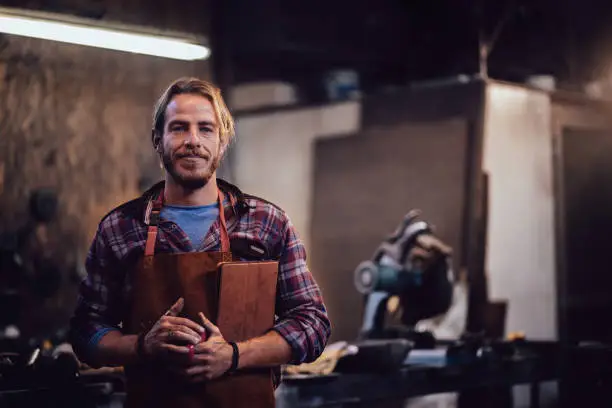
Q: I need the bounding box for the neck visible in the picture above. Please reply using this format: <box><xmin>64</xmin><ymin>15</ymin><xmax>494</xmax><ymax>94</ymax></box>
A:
<box><xmin>164</xmin><ymin>175</ymin><xmax>219</xmax><ymax>206</ymax></box>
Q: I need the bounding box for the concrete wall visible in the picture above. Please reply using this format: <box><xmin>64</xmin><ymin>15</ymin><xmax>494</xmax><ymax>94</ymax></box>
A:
<box><xmin>232</xmin><ymin>102</ymin><xmax>361</xmax><ymax>250</ymax></box>
<box><xmin>482</xmin><ymin>82</ymin><xmax>557</xmax><ymax>340</ymax></box>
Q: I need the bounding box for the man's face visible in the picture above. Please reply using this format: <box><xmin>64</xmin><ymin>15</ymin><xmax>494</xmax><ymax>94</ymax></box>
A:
<box><xmin>157</xmin><ymin>94</ymin><xmax>222</xmax><ymax>189</ymax></box>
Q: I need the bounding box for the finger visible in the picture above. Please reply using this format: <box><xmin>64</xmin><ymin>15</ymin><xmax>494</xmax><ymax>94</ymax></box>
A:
<box><xmin>164</xmin><ymin>328</ymin><xmax>200</xmax><ymax>345</ymax></box>
<box><xmin>160</xmin><ymin>343</ymin><xmax>191</xmax><ymax>355</ymax></box>
<box><xmin>185</xmin><ymin>364</ymin><xmax>207</xmax><ymax>376</ymax></box>
<box><xmin>162</xmin><ymin>321</ymin><xmax>204</xmax><ymax>342</ymax></box>
<box><xmin>163</xmin><ymin>316</ymin><xmax>206</xmax><ymax>335</ymax></box>
<box><xmin>189</xmin><ymin>353</ymin><xmax>210</xmax><ymax>364</ymax></box>
<box><xmin>166</xmin><ymin>350</ymin><xmax>200</xmax><ymax>368</ymax></box>
<box><xmin>194</xmin><ymin>342</ymin><xmax>214</xmax><ymax>354</ymax></box>
<box><xmin>165</xmin><ymin>298</ymin><xmax>185</xmax><ymax>317</ymax></box>
<box><xmin>199</xmin><ymin>312</ymin><xmax>220</xmax><ymax>335</ymax></box>
<box><xmin>173</xmin><ymin>325</ymin><xmax>203</xmax><ymax>343</ymax></box>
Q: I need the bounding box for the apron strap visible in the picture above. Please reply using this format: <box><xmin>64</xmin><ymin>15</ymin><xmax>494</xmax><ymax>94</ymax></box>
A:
<box><xmin>144</xmin><ymin>191</ymin><xmax>163</xmax><ymax>257</ymax></box>
<box><xmin>218</xmin><ymin>189</ymin><xmax>230</xmax><ymax>253</ymax></box>
<box><xmin>144</xmin><ymin>188</ymin><xmax>230</xmax><ymax>256</ymax></box>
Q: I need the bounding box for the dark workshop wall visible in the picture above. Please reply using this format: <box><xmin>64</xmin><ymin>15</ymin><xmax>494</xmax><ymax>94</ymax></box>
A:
<box><xmin>550</xmin><ymin>94</ymin><xmax>612</xmax><ymax>344</ymax></box>
<box><xmin>558</xmin><ymin>128</ymin><xmax>612</xmax><ymax>343</ymax></box>
<box><xmin>0</xmin><ymin>1</ymin><xmax>210</xmax><ymax>338</ymax></box>
<box><xmin>550</xmin><ymin>95</ymin><xmax>612</xmax><ymax>344</ymax></box>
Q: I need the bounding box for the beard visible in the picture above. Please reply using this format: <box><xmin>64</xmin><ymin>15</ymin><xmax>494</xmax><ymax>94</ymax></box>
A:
<box><xmin>161</xmin><ymin>147</ymin><xmax>221</xmax><ymax>190</ymax></box>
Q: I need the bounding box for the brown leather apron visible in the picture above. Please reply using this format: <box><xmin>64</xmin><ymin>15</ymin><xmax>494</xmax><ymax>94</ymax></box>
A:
<box><xmin>123</xmin><ymin>188</ymin><xmax>275</xmax><ymax>408</ymax></box>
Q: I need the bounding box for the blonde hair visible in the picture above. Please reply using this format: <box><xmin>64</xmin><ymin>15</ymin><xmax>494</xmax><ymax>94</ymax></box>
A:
<box><xmin>152</xmin><ymin>77</ymin><xmax>235</xmax><ymax>146</ymax></box>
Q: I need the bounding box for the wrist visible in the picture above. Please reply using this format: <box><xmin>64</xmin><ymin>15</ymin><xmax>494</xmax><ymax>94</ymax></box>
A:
<box><xmin>225</xmin><ymin>341</ymin><xmax>239</xmax><ymax>374</ymax></box>
<box><xmin>135</xmin><ymin>332</ymin><xmax>149</xmax><ymax>361</ymax></box>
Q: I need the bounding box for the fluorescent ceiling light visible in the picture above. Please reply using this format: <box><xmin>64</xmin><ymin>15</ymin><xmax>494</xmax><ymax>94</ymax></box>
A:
<box><xmin>0</xmin><ymin>8</ymin><xmax>210</xmax><ymax>61</ymax></box>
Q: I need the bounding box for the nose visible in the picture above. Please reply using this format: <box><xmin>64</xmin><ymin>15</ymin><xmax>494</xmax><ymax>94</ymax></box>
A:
<box><xmin>184</xmin><ymin>125</ymin><xmax>201</xmax><ymax>147</ymax></box>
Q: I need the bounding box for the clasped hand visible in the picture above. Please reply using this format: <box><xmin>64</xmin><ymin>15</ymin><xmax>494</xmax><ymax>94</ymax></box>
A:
<box><xmin>142</xmin><ymin>298</ymin><xmax>234</xmax><ymax>383</ymax></box>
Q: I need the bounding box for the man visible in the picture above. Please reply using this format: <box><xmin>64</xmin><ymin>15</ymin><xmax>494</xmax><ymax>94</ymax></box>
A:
<box><xmin>70</xmin><ymin>77</ymin><xmax>331</xmax><ymax>404</ymax></box>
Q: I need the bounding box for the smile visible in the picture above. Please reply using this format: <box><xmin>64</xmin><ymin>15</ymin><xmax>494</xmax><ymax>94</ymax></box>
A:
<box><xmin>178</xmin><ymin>155</ymin><xmax>206</xmax><ymax>161</ymax></box>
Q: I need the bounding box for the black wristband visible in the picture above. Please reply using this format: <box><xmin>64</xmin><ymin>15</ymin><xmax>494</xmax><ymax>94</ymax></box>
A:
<box><xmin>227</xmin><ymin>341</ymin><xmax>239</xmax><ymax>374</ymax></box>
<box><xmin>136</xmin><ymin>332</ymin><xmax>148</xmax><ymax>361</ymax></box>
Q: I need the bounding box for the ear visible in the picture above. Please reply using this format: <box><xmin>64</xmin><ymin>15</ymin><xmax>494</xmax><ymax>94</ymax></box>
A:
<box><xmin>219</xmin><ymin>135</ymin><xmax>230</xmax><ymax>157</ymax></box>
<box><xmin>152</xmin><ymin>129</ymin><xmax>162</xmax><ymax>152</ymax></box>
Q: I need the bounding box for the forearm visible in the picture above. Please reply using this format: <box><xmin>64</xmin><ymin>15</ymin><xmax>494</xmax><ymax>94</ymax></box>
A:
<box><xmin>96</xmin><ymin>331</ymin><xmax>140</xmax><ymax>367</ymax></box>
<box><xmin>274</xmin><ymin>220</ymin><xmax>332</xmax><ymax>364</ymax></box>
<box><xmin>236</xmin><ymin>331</ymin><xmax>292</xmax><ymax>369</ymax></box>
<box><xmin>273</xmin><ymin>305</ymin><xmax>331</xmax><ymax>364</ymax></box>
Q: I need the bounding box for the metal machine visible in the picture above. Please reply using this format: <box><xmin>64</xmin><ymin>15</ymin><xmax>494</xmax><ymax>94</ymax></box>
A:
<box><xmin>354</xmin><ymin>210</ymin><xmax>454</xmax><ymax>342</ymax></box>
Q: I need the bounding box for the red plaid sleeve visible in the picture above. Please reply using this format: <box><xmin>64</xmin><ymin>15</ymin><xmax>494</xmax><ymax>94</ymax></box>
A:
<box><xmin>69</xmin><ymin>215</ymin><xmax>126</xmax><ymax>367</ymax></box>
<box><xmin>271</xmin><ymin>217</ymin><xmax>331</xmax><ymax>364</ymax></box>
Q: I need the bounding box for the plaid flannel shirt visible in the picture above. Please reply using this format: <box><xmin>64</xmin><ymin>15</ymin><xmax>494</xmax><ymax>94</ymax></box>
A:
<box><xmin>70</xmin><ymin>179</ymin><xmax>331</xmax><ymax>367</ymax></box>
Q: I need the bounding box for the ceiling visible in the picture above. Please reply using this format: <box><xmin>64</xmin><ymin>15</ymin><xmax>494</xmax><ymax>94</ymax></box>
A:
<box><xmin>0</xmin><ymin>0</ymin><xmax>211</xmax><ymax>35</ymax></box>
<box><xmin>3</xmin><ymin>0</ymin><xmax>612</xmax><ymax>97</ymax></box>
<box><xmin>219</xmin><ymin>0</ymin><xmax>612</xmax><ymax>97</ymax></box>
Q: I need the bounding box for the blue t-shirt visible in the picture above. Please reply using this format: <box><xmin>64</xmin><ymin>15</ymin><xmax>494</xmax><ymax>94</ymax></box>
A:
<box><xmin>160</xmin><ymin>202</ymin><xmax>220</xmax><ymax>248</ymax></box>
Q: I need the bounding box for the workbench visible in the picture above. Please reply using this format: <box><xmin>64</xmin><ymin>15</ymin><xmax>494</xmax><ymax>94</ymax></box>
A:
<box><xmin>0</xmin><ymin>343</ymin><xmax>561</xmax><ymax>408</ymax></box>
<box><xmin>276</xmin><ymin>348</ymin><xmax>559</xmax><ymax>408</ymax></box>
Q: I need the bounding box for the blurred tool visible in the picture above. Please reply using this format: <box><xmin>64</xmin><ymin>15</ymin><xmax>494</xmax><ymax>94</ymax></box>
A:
<box><xmin>354</xmin><ymin>210</ymin><xmax>453</xmax><ymax>343</ymax></box>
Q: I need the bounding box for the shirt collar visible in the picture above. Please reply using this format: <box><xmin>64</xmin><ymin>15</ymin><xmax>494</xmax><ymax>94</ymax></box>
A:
<box><xmin>141</xmin><ymin>178</ymin><xmax>249</xmax><ymax>226</ymax></box>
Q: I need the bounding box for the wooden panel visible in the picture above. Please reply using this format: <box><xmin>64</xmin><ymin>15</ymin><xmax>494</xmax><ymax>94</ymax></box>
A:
<box><xmin>206</xmin><ymin>261</ymin><xmax>279</xmax><ymax>408</ymax></box>
<box><xmin>311</xmin><ymin>119</ymin><xmax>470</xmax><ymax>342</ymax></box>
<box><xmin>217</xmin><ymin>261</ymin><xmax>278</xmax><ymax>341</ymax></box>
